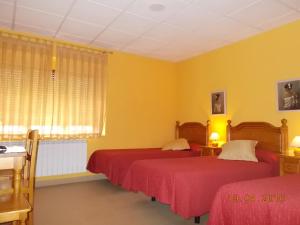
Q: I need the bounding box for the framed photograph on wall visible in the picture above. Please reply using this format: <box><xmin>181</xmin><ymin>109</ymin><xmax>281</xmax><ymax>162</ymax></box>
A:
<box><xmin>211</xmin><ymin>91</ymin><xmax>226</xmax><ymax>115</ymax></box>
<box><xmin>277</xmin><ymin>79</ymin><xmax>300</xmax><ymax>111</ymax></box>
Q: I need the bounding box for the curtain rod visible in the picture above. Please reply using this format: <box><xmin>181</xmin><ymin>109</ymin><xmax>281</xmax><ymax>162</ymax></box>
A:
<box><xmin>0</xmin><ymin>28</ymin><xmax>113</xmax><ymax>55</ymax></box>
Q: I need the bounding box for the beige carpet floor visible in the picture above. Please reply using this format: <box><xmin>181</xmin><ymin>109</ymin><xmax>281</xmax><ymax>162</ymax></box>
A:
<box><xmin>34</xmin><ymin>180</ymin><xmax>208</xmax><ymax>225</ymax></box>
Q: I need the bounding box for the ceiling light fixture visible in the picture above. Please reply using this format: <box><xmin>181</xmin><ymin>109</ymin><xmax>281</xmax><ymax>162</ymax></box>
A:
<box><xmin>149</xmin><ymin>3</ymin><xmax>166</xmax><ymax>12</ymax></box>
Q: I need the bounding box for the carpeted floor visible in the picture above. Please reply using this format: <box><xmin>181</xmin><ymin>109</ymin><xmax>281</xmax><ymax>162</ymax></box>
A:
<box><xmin>34</xmin><ymin>180</ymin><xmax>208</xmax><ymax>225</ymax></box>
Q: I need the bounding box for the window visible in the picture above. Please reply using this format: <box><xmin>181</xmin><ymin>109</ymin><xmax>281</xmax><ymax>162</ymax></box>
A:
<box><xmin>0</xmin><ymin>33</ymin><xmax>107</xmax><ymax>139</ymax></box>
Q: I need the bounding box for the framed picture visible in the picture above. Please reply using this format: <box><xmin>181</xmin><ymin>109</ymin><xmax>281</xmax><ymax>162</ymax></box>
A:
<box><xmin>277</xmin><ymin>79</ymin><xmax>300</xmax><ymax>111</ymax></box>
<box><xmin>211</xmin><ymin>91</ymin><xmax>226</xmax><ymax>115</ymax></box>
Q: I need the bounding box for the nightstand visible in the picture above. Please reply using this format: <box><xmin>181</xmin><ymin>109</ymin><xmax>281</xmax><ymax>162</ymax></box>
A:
<box><xmin>199</xmin><ymin>146</ymin><xmax>222</xmax><ymax>156</ymax></box>
<box><xmin>280</xmin><ymin>153</ymin><xmax>300</xmax><ymax>175</ymax></box>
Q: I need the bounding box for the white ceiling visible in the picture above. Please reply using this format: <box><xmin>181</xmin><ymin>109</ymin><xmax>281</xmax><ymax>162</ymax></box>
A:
<box><xmin>0</xmin><ymin>0</ymin><xmax>300</xmax><ymax>62</ymax></box>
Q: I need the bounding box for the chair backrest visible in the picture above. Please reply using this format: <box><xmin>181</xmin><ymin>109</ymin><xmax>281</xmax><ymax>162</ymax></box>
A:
<box><xmin>24</xmin><ymin>129</ymin><xmax>32</xmax><ymax>152</ymax></box>
<box><xmin>23</xmin><ymin>130</ymin><xmax>39</xmax><ymax>206</ymax></box>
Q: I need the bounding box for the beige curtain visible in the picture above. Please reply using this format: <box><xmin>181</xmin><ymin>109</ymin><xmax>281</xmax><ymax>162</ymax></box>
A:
<box><xmin>0</xmin><ymin>35</ymin><xmax>53</xmax><ymax>139</ymax></box>
<box><xmin>52</xmin><ymin>45</ymin><xmax>107</xmax><ymax>139</ymax></box>
<box><xmin>0</xmin><ymin>34</ymin><xmax>107</xmax><ymax>139</ymax></box>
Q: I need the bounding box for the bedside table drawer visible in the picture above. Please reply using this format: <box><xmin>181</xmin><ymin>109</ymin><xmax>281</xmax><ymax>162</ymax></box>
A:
<box><xmin>283</xmin><ymin>163</ymin><xmax>299</xmax><ymax>174</ymax></box>
<box><xmin>281</xmin><ymin>157</ymin><xmax>300</xmax><ymax>175</ymax></box>
<box><xmin>199</xmin><ymin>146</ymin><xmax>222</xmax><ymax>156</ymax></box>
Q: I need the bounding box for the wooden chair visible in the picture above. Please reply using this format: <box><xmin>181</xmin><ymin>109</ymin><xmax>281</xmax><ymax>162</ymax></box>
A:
<box><xmin>0</xmin><ymin>194</ymin><xmax>31</xmax><ymax>225</ymax></box>
<box><xmin>0</xmin><ymin>130</ymin><xmax>39</xmax><ymax>225</ymax></box>
<box><xmin>22</xmin><ymin>130</ymin><xmax>40</xmax><ymax>211</ymax></box>
<box><xmin>0</xmin><ymin>130</ymin><xmax>32</xmax><ymax>196</ymax></box>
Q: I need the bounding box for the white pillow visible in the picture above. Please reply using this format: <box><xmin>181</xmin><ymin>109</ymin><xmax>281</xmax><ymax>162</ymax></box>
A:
<box><xmin>218</xmin><ymin>140</ymin><xmax>258</xmax><ymax>162</ymax></box>
<box><xmin>162</xmin><ymin>138</ymin><xmax>190</xmax><ymax>151</ymax></box>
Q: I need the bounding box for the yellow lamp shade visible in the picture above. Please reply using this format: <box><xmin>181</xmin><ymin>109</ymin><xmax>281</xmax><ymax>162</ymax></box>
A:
<box><xmin>291</xmin><ymin>136</ymin><xmax>300</xmax><ymax>156</ymax></box>
<box><xmin>291</xmin><ymin>136</ymin><xmax>300</xmax><ymax>147</ymax></box>
<box><xmin>210</xmin><ymin>132</ymin><xmax>220</xmax><ymax>141</ymax></box>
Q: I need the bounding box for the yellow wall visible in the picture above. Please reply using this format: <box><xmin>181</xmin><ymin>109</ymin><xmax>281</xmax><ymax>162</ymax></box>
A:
<box><xmin>87</xmin><ymin>52</ymin><xmax>178</xmax><ymax>157</ymax></box>
<box><xmin>177</xmin><ymin>20</ymin><xmax>300</xmax><ymax>144</ymax></box>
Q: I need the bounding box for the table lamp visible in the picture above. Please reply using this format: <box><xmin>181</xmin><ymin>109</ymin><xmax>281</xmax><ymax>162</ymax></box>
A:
<box><xmin>290</xmin><ymin>136</ymin><xmax>300</xmax><ymax>157</ymax></box>
<box><xmin>210</xmin><ymin>132</ymin><xmax>220</xmax><ymax>147</ymax></box>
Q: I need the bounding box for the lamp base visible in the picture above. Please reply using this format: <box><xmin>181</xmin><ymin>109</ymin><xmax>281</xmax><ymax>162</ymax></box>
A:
<box><xmin>211</xmin><ymin>143</ymin><xmax>218</xmax><ymax>147</ymax></box>
<box><xmin>294</xmin><ymin>150</ymin><xmax>300</xmax><ymax>157</ymax></box>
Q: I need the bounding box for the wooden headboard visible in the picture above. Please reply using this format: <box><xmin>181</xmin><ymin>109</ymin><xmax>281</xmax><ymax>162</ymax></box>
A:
<box><xmin>227</xmin><ymin>119</ymin><xmax>288</xmax><ymax>153</ymax></box>
<box><xmin>175</xmin><ymin>121</ymin><xmax>210</xmax><ymax>146</ymax></box>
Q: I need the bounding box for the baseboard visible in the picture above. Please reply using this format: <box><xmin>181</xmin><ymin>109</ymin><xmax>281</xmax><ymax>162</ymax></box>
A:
<box><xmin>36</xmin><ymin>174</ymin><xmax>106</xmax><ymax>188</ymax></box>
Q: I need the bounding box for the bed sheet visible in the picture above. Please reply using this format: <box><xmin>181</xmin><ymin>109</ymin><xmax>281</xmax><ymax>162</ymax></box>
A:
<box><xmin>208</xmin><ymin>174</ymin><xmax>300</xmax><ymax>225</ymax></box>
<box><xmin>87</xmin><ymin>148</ymin><xmax>199</xmax><ymax>185</ymax></box>
<box><xmin>87</xmin><ymin>148</ymin><xmax>160</xmax><ymax>173</ymax></box>
<box><xmin>122</xmin><ymin>156</ymin><xmax>278</xmax><ymax>218</ymax></box>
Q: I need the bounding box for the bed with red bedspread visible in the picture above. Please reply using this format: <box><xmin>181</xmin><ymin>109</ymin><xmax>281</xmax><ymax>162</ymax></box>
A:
<box><xmin>208</xmin><ymin>174</ymin><xmax>300</xmax><ymax>225</ymax></box>
<box><xmin>87</xmin><ymin>121</ymin><xmax>209</xmax><ymax>185</ymax></box>
<box><xmin>122</xmin><ymin>151</ymin><xmax>279</xmax><ymax>218</ymax></box>
<box><xmin>87</xmin><ymin>149</ymin><xmax>199</xmax><ymax>185</ymax></box>
<box><xmin>122</xmin><ymin>119</ymin><xmax>288</xmax><ymax>221</ymax></box>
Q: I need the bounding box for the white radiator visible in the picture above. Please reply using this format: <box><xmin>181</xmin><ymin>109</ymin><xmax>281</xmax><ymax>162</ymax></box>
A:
<box><xmin>1</xmin><ymin>140</ymin><xmax>87</xmax><ymax>177</ymax></box>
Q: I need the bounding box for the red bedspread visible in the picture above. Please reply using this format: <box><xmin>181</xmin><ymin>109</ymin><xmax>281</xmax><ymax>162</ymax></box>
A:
<box><xmin>87</xmin><ymin>148</ymin><xmax>160</xmax><ymax>173</ymax></box>
<box><xmin>208</xmin><ymin>174</ymin><xmax>300</xmax><ymax>225</ymax></box>
<box><xmin>87</xmin><ymin>148</ymin><xmax>199</xmax><ymax>185</ymax></box>
<box><xmin>122</xmin><ymin>156</ymin><xmax>278</xmax><ymax>218</ymax></box>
